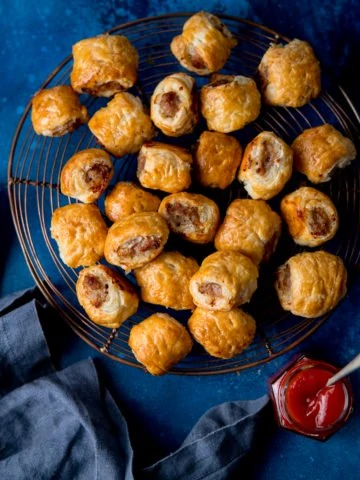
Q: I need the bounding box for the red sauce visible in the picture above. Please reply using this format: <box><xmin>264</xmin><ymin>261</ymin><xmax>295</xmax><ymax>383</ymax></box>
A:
<box><xmin>270</xmin><ymin>355</ymin><xmax>353</xmax><ymax>440</ymax></box>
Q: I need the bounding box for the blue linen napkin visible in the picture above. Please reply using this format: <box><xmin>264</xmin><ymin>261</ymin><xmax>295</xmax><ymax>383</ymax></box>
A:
<box><xmin>0</xmin><ymin>288</ymin><xmax>271</xmax><ymax>480</ymax></box>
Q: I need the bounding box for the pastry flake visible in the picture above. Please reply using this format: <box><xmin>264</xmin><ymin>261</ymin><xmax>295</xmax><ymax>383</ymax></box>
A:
<box><xmin>200</xmin><ymin>74</ymin><xmax>261</xmax><ymax>133</ymax></box>
<box><xmin>105</xmin><ymin>182</ymin><xmax>161</xmax><ymax>223</ymax></box>
<box><xmin>280</xmin><ymin>187</ymin><xmax>339</xmax><ymax>247</ymax></box>
<box><xmin>150</xmin><ymin>73</ymin><xmax>199</xmax><ymax>136</ymax></box>
<box><xmin>135</xmin><ymin>251</ymin><xmax>199</xmax><ymax>310</ymax></box>
<box><xmin>60</xmin><ymin>148</ymin><xmax>114</xmax><ymax>203</ymax></box>
<box><xmin>188</xmin><ymin>307</ymin><xmax>256</xmax><ymax>359</ymax></box>
<box><xmin>137</xmin><ymin>142</ymin><xmax>192</xmax><ymax>193</ymax></box>
<box><xmin>71</xmin><ymin>34</ymin><xmax>138</xmax><ymax>97</ymax></box>
<box><xmin>194</xmin><ymin>131</ymin><xmax>242</xmax><ymax>189</ymax></box>
<box><xmin>76</xmin><ymin>265</ymin><xmax>139</xmax><ymax>328</ymax></box>
<box><xmin>275</xmin><ymin>251</ymin><xmax>347</xmax><ymax>318</ymax></box>
<box><xmin>238</xmin><ymin>131</ymin><xmax>293</xmax><ymax>200</ymax></box>
<box><xmin>292</xmin><ymin>124</ymin><xmax>357</xmax><ymax>183</ymax></box>
<box><xmin>129</xmin><ymin>313</ymin><xmax>193</xmax><ymax>375</ymax></box>
<box><xmin>31</xmin><ymin>85</ymin><xmax>88</xmax><ymax>136</ymax></box>
<box><xmin>170</xmin><ymin>11</ymin><xmax>237</xmax><ymax>75</ymax></box>
<box><xmin>158</xmin><ymin>192</ymin><xmax>220</xmax><ymax>244</ymax></box>
<box><xmin>88</xmin><ymin>93</ymin><xmax>155</xmax><ymax>157</ymax></box>
<box><xmin>214</xmin><ymin>199</ymin><xmax>281</xmax><ymax>264</ymax></box>
<box><xmin>189</xmin><ymin>251</ymin><xmax>258</xmax><ymax>311</ymax></box>
<box><xmin>51</xmin><ymin>203</ymin><xmax>107</xmax><ymax>268</ymax></box>
<box><xmin>104</xmin><ymin>211</ymin><xmax>169</xmax><ymax>271</ymax></box>
<box><xmin>258</xmin><ymin>39</ymin><xmax>321</xmax><ymax>107</ymax></box>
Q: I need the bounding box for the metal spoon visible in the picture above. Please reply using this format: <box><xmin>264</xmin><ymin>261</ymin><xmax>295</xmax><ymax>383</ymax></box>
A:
<box><xmin>326</xmin><ymin>353</ymin><xmax>360</xmax><ymax>386</ymax></box>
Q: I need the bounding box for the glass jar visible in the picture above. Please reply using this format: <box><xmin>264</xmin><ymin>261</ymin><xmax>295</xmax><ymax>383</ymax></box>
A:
<box><xmin>270</xmin><ymin>354</ymin><xmax>353</xmax><ymax>440</ymax></box>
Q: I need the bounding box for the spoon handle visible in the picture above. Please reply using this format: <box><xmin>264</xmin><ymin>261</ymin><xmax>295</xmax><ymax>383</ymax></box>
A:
<box><xmin>326</xmin><ymin>353</ymin><xmax>360</xmax><ymax>386</ymax></box>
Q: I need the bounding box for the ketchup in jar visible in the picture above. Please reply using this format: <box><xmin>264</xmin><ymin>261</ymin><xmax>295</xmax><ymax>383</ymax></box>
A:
<box><xmin>270</xmin><ymin>355</ymin><xmax>353</xmax><ymax>440</ymax></box>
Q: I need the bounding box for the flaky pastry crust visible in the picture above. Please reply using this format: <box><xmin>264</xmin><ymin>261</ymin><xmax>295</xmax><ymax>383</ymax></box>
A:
<box><xmin>129</xmin><ymin>313</ymin><xmax>193</xmax><ymax>375</ymax></box>
<box><xmin>76</xmin><ymin>265</ymin><xmax>139</xmax><ymax>328</ymax></box>
<box><xmin>51</xmin><ymin>204</ymin><xmax>107</xmax><ymax>268</ymax></box>
<box><xmin>275</xmin><ymin>251</ymin><xmax>347</xmax><ymax>318</ymax></box>
<box><xmin>135</xmin><ymin>251</ymin><xmax>199</xmax><ymax>310</ymax></box>
<box><xmin>188</xmin><ymin>307</ymin><xmax>256</xmax><ymax>359</ymax></box>
<box><xmin>31</xmin><ymin>85</ymin><xmax>88</xmax><ymax>136</ymax></box>
<box><xmin>214</xmin><ymin>199</ymin><xmax>281</xmax><ymax>264</ymax></box>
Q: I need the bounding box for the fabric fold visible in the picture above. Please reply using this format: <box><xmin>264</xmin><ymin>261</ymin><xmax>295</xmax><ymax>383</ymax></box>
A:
<box><xmin>0</xmin><ymin>288</ymin><xmax>272</xmax><ymax>480</ymax></box>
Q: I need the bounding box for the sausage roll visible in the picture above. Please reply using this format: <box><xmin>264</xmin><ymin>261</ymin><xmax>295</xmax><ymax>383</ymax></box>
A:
<box><xmin>194</xmin><ymin>131</ymin><xmax>242</xmax><ymax>189</ymax></box>
<box><xmin>170</xmin><ymin>11</ymin><xmax>237</xmax><ymax>75</ymax></box>
<box><xmin>280</xmin><ymin>187</ymin><xmax>339</xmax><ymax>247</ymax></box>
<box><xmin>51</xmin><ymin>204</ymin><xmax>107</xmax><ymax>268</ymax></box>
<box><xmin>60</xmin><ymin>149</ymin><xmax>114</xmax><ymax>203</ymax></box>
<box><xmin>200</xmin><ymin>74</ymin><xmax>261</xmax><ymax>133</ymax></box>
<box><xmin>71</xmin><ymin>34</ymin><xmax>138</xmax><ymax>97</ymax></box>
<box><xmin>88</xmin><ymin>93</ymin><xmax>155</xmax><ymax>157</ymax></box>
<box><xmin>134</xmin><ymin>251</ymin><xmax>199</xmax><ymax>310</ymax></box>
<box><xmin>76</xmin><ymin>265</ymin><xmax>139</xmax><ymax>328</ymax></box>
<box><xmin>258</xmin><ymin>39</ymin><xmax>321</xmax><ymax>107</ymax></box>
<box><xmin>105</xmin><ymin>182</ymin><xmax>161</xmax><ymax>222</ymax></box>
<box><xmin>292</xmin><ymin>124</ymin><xmax>357</xmax><ymax>183</ymax></box>
<box><xmin>128</xmin><ymin>313</ymin><xmax>193</xmax><ymax>375</ymax></box>
<box><xmin>189</xmin><ymin>251</ymin><xmax>258</xmax><ymax>311</ymax></box>
<box><xmin>188</xmin><ymin>307</ymin><xmax>256</xmax><ymax>359</ymax></box>
<box><xmin>214</xmin><ymin>199</ymin><xmax>281</xmax><ymax>264</ymax></box>
<box><xmin>275</xmin><ymin>251</ymin><xmax>347</xmax><ymax>318</ymax></box>
<box><xmin>238</xmin><ymin>131</ymin><xmax>293</xmax><ymax>200</ymax></box>
<box><xmin>158</xmin><ymin>193</ymin><xmax>220</xmax><ymax>244</ymax></box>
<box><xmin>150</xmin><ymin>73</ymin><xmax>199</xmax><ymax>137</ymax></box>
<box><xmin>31</xmin><ymin>85</ymin><xmax>88</xmax><ymax>136</ymax></box>
<box><xmin>137</xmin><ymin>142</ymin><xmax>192</xmax><ymax>193</ymax></box>
<box><xmin>104</xmin><ymin>212</ymin><xmax>169</xmax><ymax>271</ymax></box>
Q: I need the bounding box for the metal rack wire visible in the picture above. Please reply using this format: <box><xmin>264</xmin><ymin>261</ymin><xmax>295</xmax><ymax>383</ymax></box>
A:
<box><xmin>8</xmin><ymin>13</ymin><xmax>360</xmax><ymax>374</ymax></box>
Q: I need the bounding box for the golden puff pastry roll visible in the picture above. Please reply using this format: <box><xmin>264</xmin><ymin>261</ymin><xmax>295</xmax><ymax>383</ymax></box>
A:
<box><xmin>214</xmin><ymin>199</ymin><xmax>281</xmax><ymax>265</ymax></box>
<box><xmin>31</xmin><ymin>85</ymin><xmax>88</xmax><ymax>137</ymax></box>
<box><xmin>281</xmin><ymin>187</ymin><xmax>339</xmax><ymax>247</ymax></box>
<box><xmin>189</xmin><ymin>251</ymin><xmax>258</xmax><ymax>311</ymax></box>
<box><xmin>71</xmin><ymin>34</ymin><xmax>138</xmax><ymax>97</ymax></box>
<box><xmin>200</xmin><ymin>74</ymin><xmax>261</xmax><ymax>133</ymax></box>
<box><xmin>158</xmin><ymin>193</ymin><xmax>220</xmax><ymax>244</ymax></box>
<box><xmin>258</xmin><ymin>39</ymin><xmax>321</xmax><ymax>107</ymax></box>
<box><xmin>238</xmin><ymin>131</ymin><xmax>293</xmax><ymax>200</ymax></box>
<box><xmin>128</xmin><ymin>313</ymin><xmax>193</xmax><ymax>375</ymax></box>
<box><xmin>137</xmin><ymin>142</ymin><xmax>192</xmax><ymax>193</ymax></box>
<box><xmin>88</xmin><ymin>93</ymin><xmax>155</xmax><ymax>157</ymax></box>
<box><xmin>104</xmin><ymin>212</ymin><xmax>169</xmax><ymax>271</ymax></box>
<box><xmin>194</xmin><ymin>131</ymin><xmax>242</xmax><ymax>189</ymax></box>
<box><xmin>188</xmin><ymin>307</ymin><xmax>256</xmax><ymax>359</ymax></box>
<box><xmin>170</xmin><ymin>11</ymin><xmax>237</xmax><ymax>75</ymax></box>
<box><xmin>104</xmin><ymin>182</ymin><xmax>161</xmax><ymax>222</ymax></box>
<box><xmin>150</xmin><ymin>73</ymin><xmax>199</xmax><ymax>137</ymax></box>
<box><xmin>76</xmin><ymin>265</ymin><xmax>139</xmax><ymax>328</ymax></box>
<box><xmin>275</xmin><ymin>251</ymin><xmax>347</xmax><ymax>318</ymax></box>
<box><xmin>292</xmin><ymin>124</ymin><xmax>357</xmax><ymax>184</ymax></box>
<box><xmin>60</xmin><ymin>149</ymin><xmax>114</xmax><ymax>203</ymax></box>
<box><xmin>134</xmin><ymin>251</ymin><xmax>199</xmax><ymax>310</ymax></box>
<box><xmin>51</xmin><ymin>204</ymin><xmax>107</xmax><ymax>268</ymax></box>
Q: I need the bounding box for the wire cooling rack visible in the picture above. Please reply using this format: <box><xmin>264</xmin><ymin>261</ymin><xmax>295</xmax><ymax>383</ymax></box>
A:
<box><xmin>8</xmin><ymin>13</ymin><xmax>360</xmax><ymax>374</ymax></box>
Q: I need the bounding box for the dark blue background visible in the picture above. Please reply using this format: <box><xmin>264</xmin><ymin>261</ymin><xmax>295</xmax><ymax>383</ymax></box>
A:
<box><xmin>1</xmin><ymin>1</ymin><xmax>360</xmax><ymax>478</ymax></box>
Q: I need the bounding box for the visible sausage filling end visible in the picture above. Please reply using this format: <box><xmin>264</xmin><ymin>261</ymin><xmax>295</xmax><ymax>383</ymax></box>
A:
<box><xmin>137</xmin><ymin>152</ymin><xmax>146</xmax><ymax>175</ymax></box>
<box><xmin>307</xmin><ymin>207</ymin><xmax>331</xmax><ymax>237</ymax></box>
<box><xmin>189</xmin><ymin>47</ymin><xmax>207</xmax><ymax>70</ymax></box>
<box><xmin>166</xmin><ymin>202</ymin><xmax>201</xmax><ymax>231</ymax></box>
<box><xmin>118</xmin><ymin>235</ymin><xmax>161</xmax><ymax>258</ymax></box>
<box><xmin>255</xmin><ymin>140</ymin><xmax>275</xmax><ymax>176</ymax></box>
<box><xmin>198</xmin><ymin>282</ymin><xmax>222</xmax><ymax>306</ymax></box>
<box><xmin>83</xmin><ymin>81</ymin><xmax>123</xmax><ymax>95</ymax></box>
<box><xmin>210</xmin><ymin>78</ymin><xmax>231</xmax><ymax>88</ymax></box>
<box><xmin>276</xmin><ymin>264</ymin><xmax>291</xmax><ymax>298</ymax></box>
<box><xmin>159</xmin><ymin>92</ymin><xmax>181</xmax><ymax>118</ymax></box>
<box><xmin>84</xmin><ymin>163</ymin><xmax>112</xmax><ymax>193</ymax></box>
<box><xmin>83</xmin><ymin>275</ymin><xmax>108</xmax><ymax>308</ymax></box>
<box><xmin>263</xmin><ymin>232</ymin><xmax>279</xmax><ymax>262</ymax></box>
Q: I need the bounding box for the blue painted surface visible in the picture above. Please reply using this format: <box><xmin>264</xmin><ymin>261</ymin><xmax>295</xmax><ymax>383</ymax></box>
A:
<box><xmin>1</xmin><ymin>1</ymin><xmax>360</xmax><ymax>478</ymax></box>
